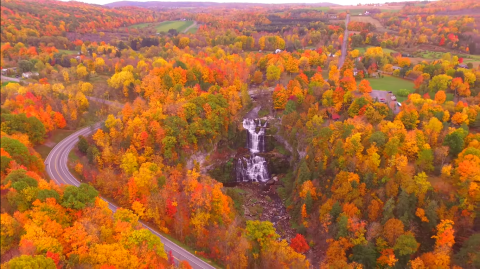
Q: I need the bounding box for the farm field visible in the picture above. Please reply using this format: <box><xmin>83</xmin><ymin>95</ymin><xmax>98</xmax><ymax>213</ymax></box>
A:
<box><xmin>364</xmin><ymin>75</ymin><xmax>415</xmax><ymax>102</ymax></box>
<box><xmin>129</xmin><ymin>20</ymin><xmax>194</xmax><ymax>33</ymax></box>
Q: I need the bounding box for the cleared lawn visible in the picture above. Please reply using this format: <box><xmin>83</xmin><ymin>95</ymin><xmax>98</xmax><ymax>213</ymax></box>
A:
<box><xmin>364</xmin><ymin>75</ymin><xmax>415</xmax><ymax>102</ymax></box>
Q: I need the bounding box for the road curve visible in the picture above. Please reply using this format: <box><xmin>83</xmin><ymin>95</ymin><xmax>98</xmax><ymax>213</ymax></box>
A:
<box><xmin>45</xmin><ymin>123</ymin><xmax>216</xmax><ymax>269</ymax></box>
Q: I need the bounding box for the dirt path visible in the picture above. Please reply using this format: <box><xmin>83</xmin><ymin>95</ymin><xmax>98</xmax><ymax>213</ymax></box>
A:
<box><xmin>183</xmin><ymin>21</ymin><xmax>197</xmax><ymax>33</ymax></box>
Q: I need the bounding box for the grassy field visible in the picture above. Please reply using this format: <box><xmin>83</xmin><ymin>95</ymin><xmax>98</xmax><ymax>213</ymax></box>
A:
<box><xmin>58</xmin><ymin>49</ymin><xmax>77</xmax><ymax>55</ymax></box>
<box><xmin>354</xmin><ymin>46</ymin><xmax>397</xmax><ymax>55</ymax></box>
<box><xmin>129</xmin><ymin>20</ymin><xmax>194</xmax><ymax>33</ymax></box>
<box><xmin>364</xmin><ymin>75</ymin><xmax>415</xmax><ymax>102</ymax></box>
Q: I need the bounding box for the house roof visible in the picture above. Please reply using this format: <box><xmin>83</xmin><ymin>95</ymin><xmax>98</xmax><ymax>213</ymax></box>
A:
<box><xmin>332</xmin><ymin>113</ymin><xmax>340</xmax><ymax>120</ymax></box>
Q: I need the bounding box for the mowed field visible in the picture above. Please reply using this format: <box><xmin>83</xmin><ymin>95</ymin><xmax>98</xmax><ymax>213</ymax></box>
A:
<box><xmin>129</xmin><ymin>20</ymin><xmax>195</xmax><ymax>33</ymax></box>
<box><xmin>364</xmin><ymin>76</ymin><xmax>415</xmax><ymax>102</ymax></box>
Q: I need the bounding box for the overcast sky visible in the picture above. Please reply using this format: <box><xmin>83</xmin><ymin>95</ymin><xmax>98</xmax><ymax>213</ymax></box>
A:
<box><xmin>69</xmin><ymin>0</ymin><xmax>423</xmax><ymax>6</ymax></box>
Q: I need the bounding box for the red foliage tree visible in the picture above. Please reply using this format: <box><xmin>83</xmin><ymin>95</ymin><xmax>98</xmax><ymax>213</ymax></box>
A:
<box><xmin>290</xmin><ymin>234</ymin><xmax>310</xmax><ymax>253</ymax></box>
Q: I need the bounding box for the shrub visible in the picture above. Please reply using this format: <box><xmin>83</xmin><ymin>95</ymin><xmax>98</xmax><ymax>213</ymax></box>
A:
<box><xmin>397</xmin><ymin>89</ymin><xmax>410</xmax><ymax>97</ymax></box>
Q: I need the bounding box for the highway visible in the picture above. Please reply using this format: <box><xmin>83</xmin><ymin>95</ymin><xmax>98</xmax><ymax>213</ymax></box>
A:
<box><xmin>45</xmin><ymin>123</ymin><xmax>216</xmax><ymax>269</ymax></box>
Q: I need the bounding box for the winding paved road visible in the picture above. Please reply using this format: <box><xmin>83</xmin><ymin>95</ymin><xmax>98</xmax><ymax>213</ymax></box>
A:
<box><xmin>1</xmin><ymin>75</ymin><xmax>21</xmax><ymax>82</ymax></box>
<box><xmin>45</xmin><ymin>123</ymin><xmax>215</xmax><ymax>269</ymax></box>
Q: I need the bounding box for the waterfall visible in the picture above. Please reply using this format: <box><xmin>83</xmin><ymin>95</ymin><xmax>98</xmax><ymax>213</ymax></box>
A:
<box><xmin>236</xmin><ymin>119</ymin><xmax>270</xmax><ymax>182</ymax></box>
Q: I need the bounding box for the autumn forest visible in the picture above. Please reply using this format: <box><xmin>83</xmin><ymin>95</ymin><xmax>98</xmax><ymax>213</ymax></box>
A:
<box><xmin>1</xmin><ymin>0</ymin><xmax>480</xmax><ymax>268</ymax></box>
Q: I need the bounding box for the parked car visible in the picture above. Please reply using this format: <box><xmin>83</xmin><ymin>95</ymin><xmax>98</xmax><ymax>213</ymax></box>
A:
<box><xmin>397</xmin><ymin>102</ymin><xmax>402</xmax><ymax>107</ymax></box>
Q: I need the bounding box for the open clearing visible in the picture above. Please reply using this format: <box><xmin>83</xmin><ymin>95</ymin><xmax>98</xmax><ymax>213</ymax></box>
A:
<box><xmin>364</xmin><ymin>75</ymin><xmax>415</xmax><ymax>102</ymax></box>
<box><xmin>129</xmin><ymin>20</ymin><xmax>195</xmax><ymax>33</ymax></box>
<box><xmin>350</xmin><ymin>15</ymin><xmax>384</xmax><ymax>29</ymax></box>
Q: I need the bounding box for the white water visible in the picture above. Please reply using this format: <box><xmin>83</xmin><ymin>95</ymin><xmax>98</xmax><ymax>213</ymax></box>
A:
<box><xmin>236</xmin><ymin>119</ymin><xmax>270</xmax><ymax>182</ymax></box>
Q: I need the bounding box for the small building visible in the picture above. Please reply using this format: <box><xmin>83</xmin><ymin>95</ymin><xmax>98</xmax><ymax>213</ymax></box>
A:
<box><xmin>275</xmin><ymin>49</ymin><xmax>282</xmax><ymax>54</ymax></box>
<box><xmin>327</xmin><ymin>13</ymin><xmax>338</xmax><ymax>19</ymax></box>
<box><xmin>457</xmin><ymin>64</ymin><xmax>469</xmax><ymax>69</ymax></box>
<box><xmin>332</xmin><ymin>113</ymin><xmax>341</xmax><ymax>121</ymax></box>
<box><xmin>22</xmin><ymin>72</ymin><xmax>39</xmax><ymax>78</ymax></box>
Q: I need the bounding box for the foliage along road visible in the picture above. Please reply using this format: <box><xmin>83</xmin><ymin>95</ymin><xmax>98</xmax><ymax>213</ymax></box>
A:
<box><xmin>44</xmin><ymin>122</ymin><xmax>216</xmax><ymax>269</ymax></box>
<box><xmin>338</xmin><ymin>13</ymin><xmax>350</xmax><ymax>69</ymax></box>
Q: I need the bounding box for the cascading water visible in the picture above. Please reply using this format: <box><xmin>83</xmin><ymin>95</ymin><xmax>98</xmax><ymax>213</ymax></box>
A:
<box><xmin>236</xmin><ymin>119</ymin><xmax>270</xmax><ymax>182</ymax></box>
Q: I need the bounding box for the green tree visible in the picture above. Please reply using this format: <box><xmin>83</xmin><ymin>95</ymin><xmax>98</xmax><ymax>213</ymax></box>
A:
<box><xmin>1</xmin><ymin>137</ymin><xmax>38</xmax><ymax>169</ymax></box>
<box><xmin>394</xmin><ymin>233</ymin><xmax>419</xmax><ymax>256</ymax></box>
<box><xmin>454</xmin><ymin>233</ymin><xmax>480</xmax><ymax>268</ymax></box>
<box><xmin>61</xmin><ymin>183</ymin><xmax>98</xmax><ymax>210</ymax></box>
<box><xmin>369</xmin><ymin>131</ymin><xmax>387</xmax><ymax>147</ymax></box>
<box><xmin>351</xmin><ymin>244</ymin><xmax>377</xmax><ymax>268</ymax></box>
<box><xmin>1</xmin><ymin>113</ymin><xmax>46</xmax><ymax>144</ymax></box>
<box><xmin>305</xmin><ymin>191</ymin><xmax>313</xmax><ymax>214</ymax></box>
<box><xmin>78</xmin><ymin>135</ymin><xmax>89</xmax><ymax>154</ymax></box>
<box><xmin>443</xmin><ymin>131</ymin><xmax>465</xmax><ymax>156</ymax></box>
<box><xmin>4</xmin><ymin>169</ymin><xmax>38</xmax><ymax>192</ymax></box>
<box><xmin>37</xmin><ymin>189</ymin><xmax>61</xmax><ymax>202</ymax></box>
<box><xmin>18</xmin><ymin>60</ymin><xmax>34</xmax><ymax>73</ymax></box>
<box><xmin>416</xmin><ymin>148</ymin><xmax>434</xmax><ymax>172</ymax></box>
<box><xmin>4</xmin><ymin>255</ymin><xmax>56</xmax><ymax>269</ymax></box>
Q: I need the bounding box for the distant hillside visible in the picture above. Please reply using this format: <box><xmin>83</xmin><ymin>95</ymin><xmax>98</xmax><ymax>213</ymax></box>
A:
<box><xmin>104</xmin><ymin>1</ymin><xmax>339</xmax><ymax>8</ymax></box>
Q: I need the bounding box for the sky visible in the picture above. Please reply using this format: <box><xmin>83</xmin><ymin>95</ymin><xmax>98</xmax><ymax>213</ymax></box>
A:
<box><xmin>67</xmin><ymin>0</ymin><xmax>424</xmax><ymax>6</ymax></box>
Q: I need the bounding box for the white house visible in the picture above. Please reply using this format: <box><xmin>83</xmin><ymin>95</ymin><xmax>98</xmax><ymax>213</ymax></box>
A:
<box><xmin>275</xmin><ymin>49</ymin><xmax>282</xmax><ymax>54</ymax></box>
<box><xmin>22</xmin><ymin>72</ymin><xmax>39</xmax><ymax>78</ymax></box>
